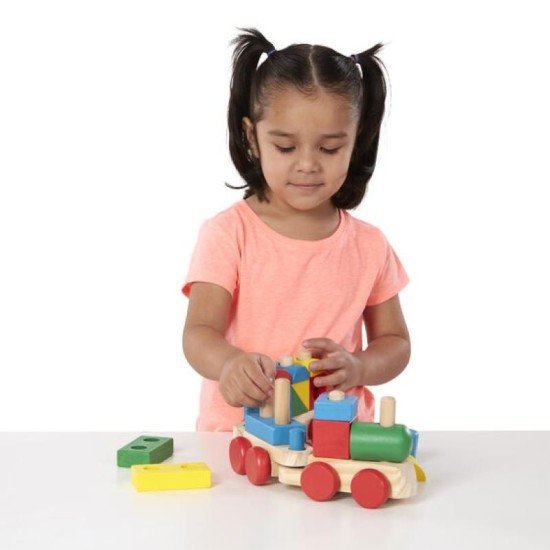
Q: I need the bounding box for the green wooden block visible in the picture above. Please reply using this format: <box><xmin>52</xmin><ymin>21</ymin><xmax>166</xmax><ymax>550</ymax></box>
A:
<box><xmin>291</xmin><ymin>386</ymin><xmax>309</xmax><ymax>417</ymax></box>
<box><xmin>350</xmin><ymin>423</ymin><xmax>412</xmax><ymax>463</ymax></box>
<box><xmin>117</xmin><ymin>435</ymin><xmax>174</xmax><ymax>468</ymax></box>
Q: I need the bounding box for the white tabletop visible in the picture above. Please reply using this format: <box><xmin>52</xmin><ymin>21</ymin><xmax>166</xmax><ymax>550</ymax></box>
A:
<box><xmin>1</xmin><ymin>431</ymin><xmax>548</xmax><ymax>549</ymax></box>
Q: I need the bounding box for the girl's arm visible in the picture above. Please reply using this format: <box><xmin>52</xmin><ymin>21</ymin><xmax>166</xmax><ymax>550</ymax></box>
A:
<box><xmin>182</xmin><ymin>282</ymin><xmax>242</xmax><ymax>381</ymax></box>
<box><xmin>355</xmin><ymin>294</ymin><xmax>411</xmax><ymax>385</ymax></box>
<box><xmin>183</xmin><ymin>282</ymin><xmax>275</xmax><ymax>407</ymax></box>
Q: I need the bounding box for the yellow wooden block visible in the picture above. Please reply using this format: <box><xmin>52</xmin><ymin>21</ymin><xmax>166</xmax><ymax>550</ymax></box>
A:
<box><xmin>406</xmin><ymin>455</ymin><xmax>427</xmax><ymax>482</ymax></box>
<box><xmin>294</xmin><ymin>355</ymin><xmax>321</xmax><ymax>377</ymax></box>
<box><xmin>293</xmin><ymin>379</ymin><xmax>310</xmax><ymax>410</ymax></box>
<box><xmin>131</xmin><ymin>462</ymin><xmax>212</xmax><ymax>491</ymax></box>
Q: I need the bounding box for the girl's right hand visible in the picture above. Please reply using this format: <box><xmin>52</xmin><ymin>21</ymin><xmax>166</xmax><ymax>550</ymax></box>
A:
<box><xmin>219</xmin><ymin>351</ymin><xmax>276</xmax><ymax>408</ymax></box>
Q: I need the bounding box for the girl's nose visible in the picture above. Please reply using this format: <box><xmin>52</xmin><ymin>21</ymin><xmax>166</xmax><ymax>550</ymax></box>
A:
<box><xmin>296</xmin><ymin>150</ymin><xmax>321</xmax><ymax>172</ymax></box>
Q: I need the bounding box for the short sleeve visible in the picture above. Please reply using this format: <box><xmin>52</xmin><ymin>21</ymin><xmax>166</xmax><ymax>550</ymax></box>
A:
<box><xmin>181</xmin><ymin>216</ymin><xmax>239</xmax><ymax>299</ymax></box>
<box><xmin>366</xmin><ymin>231</ymin><xmax>409</xmax><ymax>306</ymax></box>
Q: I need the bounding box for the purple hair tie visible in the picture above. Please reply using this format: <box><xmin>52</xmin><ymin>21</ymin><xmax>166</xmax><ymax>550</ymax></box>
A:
<box><xmin>351</xmin><ymin>53</ymin><xmax>360</xmax><ymax>64</ymax></box>
<box><xmin>267</xmin><ymin>48</ymin><xmax>276</xmax><ymax>57</ymax></box>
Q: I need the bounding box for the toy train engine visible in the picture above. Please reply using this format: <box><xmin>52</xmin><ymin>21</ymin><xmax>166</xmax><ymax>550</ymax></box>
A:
<box><xmin>229</xmin><ymin>351</ymin><xmax>425</xmax><ymax>508</ymax></box>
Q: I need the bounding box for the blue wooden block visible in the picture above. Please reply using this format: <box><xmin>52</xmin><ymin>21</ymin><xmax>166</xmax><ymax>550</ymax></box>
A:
<box><xmin>410</xmin><ymin>428</ymin><xmax>419</xmax><ymax>457</ymax></box>
<box><xmin>284</xmin><ymin>365</ymin><xmax>309</xmax><ymax>383</ymax></box>
<box><xmin>313</xmin><ymin>393</ymin><xmax>358</xmax><ymax>422</ymax></box>
<box><xmin>244</xmin><ymin>410</ymin><xmax>306</xmax><ymax>446</ymax></box>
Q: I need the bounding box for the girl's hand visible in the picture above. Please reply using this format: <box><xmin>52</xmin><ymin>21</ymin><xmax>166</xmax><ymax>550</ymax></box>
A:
<box><xmin>219</xmin><ymin>351</ymin><xmax>276</xmax><ymax>408</ymax></box>
<box><xmin>303</xmin><ymin>338</ymin><xmax>363</xmax><ymax>392</ymax></box>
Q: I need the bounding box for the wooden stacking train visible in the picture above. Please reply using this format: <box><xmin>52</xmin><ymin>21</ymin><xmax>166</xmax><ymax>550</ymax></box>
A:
<box><xmin>229</xmin><ymin>351</ymin><xmax>425</xmax><ymax>508</ymax></box>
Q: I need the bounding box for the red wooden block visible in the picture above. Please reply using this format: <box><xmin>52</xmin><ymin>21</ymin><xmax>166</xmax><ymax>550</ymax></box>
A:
<box><xmin>312</xmin><ymin>419</ymin><xmax>350</xmax><ymax>459</ymax></box>
<box><xmin>309</xmin><ymin>371</ymin><xmax>328</xmax><ymax>409</ymax></box>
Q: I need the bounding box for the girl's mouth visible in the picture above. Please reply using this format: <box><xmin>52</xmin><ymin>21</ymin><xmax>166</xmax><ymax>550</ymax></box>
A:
<box><xmin>289</xmin><ymin>183</ymin><xmax>323</xmax><ymax>188</ymax></box>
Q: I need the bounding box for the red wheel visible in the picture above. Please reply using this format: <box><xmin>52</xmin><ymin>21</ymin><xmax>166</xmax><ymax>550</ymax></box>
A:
<box><xmin>229</xmin><ymin>436</ymin><xmax>251</xmax><ymax>475</ymax></box>
<box><xmin>245</xmin><ymin>446</ymin><xmax>271</xmax><ymax>485</ymax></box>
<box><xmin>300</xmin><ymin>461</ymin><xmax>340</xmax><ymax>501</ymax></box>
<box><xmin>350</xmin><ymin>468</ymin><xmax>390</xmax><ymax>509</ymax></box>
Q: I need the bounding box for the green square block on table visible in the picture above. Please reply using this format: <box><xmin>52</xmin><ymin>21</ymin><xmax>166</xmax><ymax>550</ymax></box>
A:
<box><xmin>117</xmin><ymin>435</ymin><xmax>174</xmax><ymax>468</ymax></box>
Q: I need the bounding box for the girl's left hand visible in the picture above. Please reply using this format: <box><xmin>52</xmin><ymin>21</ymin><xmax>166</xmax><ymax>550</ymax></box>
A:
<box><xmin>302</xmin><ymin>338</ymin><xmax>363</xmax><ymax>392</ymax></box>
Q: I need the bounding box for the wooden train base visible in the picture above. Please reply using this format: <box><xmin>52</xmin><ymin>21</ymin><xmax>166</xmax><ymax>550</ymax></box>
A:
<box><xmin>231</xmin><ymin>417</ymin><xmax>422</xmax><ymax>508</ymax></box>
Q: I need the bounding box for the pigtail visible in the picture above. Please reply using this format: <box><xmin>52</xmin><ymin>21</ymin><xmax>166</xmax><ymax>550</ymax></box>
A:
<box><xmin>334</xmin><ymin>43</ymin><xmax>389</xmax><ymax>207</ymax></box>
<box><xmin>225</xmin><ymin>27</ymin><xmax>275</xmax><ymax>198</ymax></box>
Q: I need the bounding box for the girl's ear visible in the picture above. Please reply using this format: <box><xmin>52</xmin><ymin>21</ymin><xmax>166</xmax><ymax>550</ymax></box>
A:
<box><xmin>242</xmin><ymin>117</ymin><xmax>260</xmax><ymax>159</ymax></box>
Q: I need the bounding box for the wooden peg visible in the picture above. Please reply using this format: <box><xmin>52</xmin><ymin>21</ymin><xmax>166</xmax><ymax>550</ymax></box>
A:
<box><xmin>274</xmin><ymin>370</ymin><xmax>292</xmax><ymax>425</ymax></box>
<box><xmin>380</xmin><ymin>396</ymin><xmax>396</xmax><ymax>427</ymax></box>
<box><xmin>328</xmin><ymin>390</ymin><xmax>345</xmax><ymax>401</ymax></box>
<box><xmin>260</xmin><ymin>395</ymin><xmax>274</xmax><ymax>418</ymax></box>
<box><xmin>279</xmin><ymin>355</ymin><xmax>294</xmax><ymax>367</ymax></box>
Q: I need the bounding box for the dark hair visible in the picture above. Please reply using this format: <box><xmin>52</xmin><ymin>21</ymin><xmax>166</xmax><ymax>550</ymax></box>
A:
<box><xmin>225</xmin><ymin>27</ymin><xmax>390</xmax><ymax>210</ymax></box>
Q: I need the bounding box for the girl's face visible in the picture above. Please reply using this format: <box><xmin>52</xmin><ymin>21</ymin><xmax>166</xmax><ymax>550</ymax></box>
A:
<box><xmin>242</xmin><ymin>86</ymin><xmax>359</xmax><ymax>214</ymax></box>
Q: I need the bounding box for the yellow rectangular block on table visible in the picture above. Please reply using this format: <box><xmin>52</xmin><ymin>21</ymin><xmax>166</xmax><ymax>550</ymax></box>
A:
<box><xmin>131</xmin><ymin>462</ymin><xmax>212</xmax><ymax>491</ymax></box>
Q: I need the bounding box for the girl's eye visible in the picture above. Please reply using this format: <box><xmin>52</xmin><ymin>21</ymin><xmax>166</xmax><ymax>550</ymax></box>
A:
<box><xmin>276</xmin><ymin>146</ymin><xmax>340</xmax><ymax>155</ymax></box>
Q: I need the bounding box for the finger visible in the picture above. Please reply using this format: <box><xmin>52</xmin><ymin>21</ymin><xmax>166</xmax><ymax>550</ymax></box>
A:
<box><xmin>309</xmin><ymin>358</ymin><xmax>341</xmax><ymax>373</ymax></box>
<box><xmin>302</xmin><ymin>338</ymin><xmax>341</xmax><ymax>354</ymax></box>
<box><xmin>307</xmin><ymin>349</ymin><xmax>324</xmax><ymax>360</ymax></box>
<box><xmin>242</xmin><ymin>364</ymin><xmax>273</xmax><ymax>400</ymax></box>
<box><xmin>236</xmin><ymin>378</ymin><xmax>270</xmax><ymax>408</ymax></box>
<box><xmin>225</xmin><ymin>381</ymin><xmax>262</xmax><ymax>409</ymax></box>
<box><xmin>246</xmin><ymin>358</ymin><xmax>274</xmax><ymax>394</ymax></box>
<box><xmin>258</xmin><ymin>355</ymin><xmax>276</xmax><ymax>384</ymax></box>
<box><xmin>240</xmin><ymin>391</ymin><xmax>266</xmax><ymax>409</ymax></box>
<box><xmin>297</xmin><ymin>346</ymin><xmax>323</xmax><ymax>360</ymax></box>
<box><xmin>242</xmin><ymin>376</ymin><xmax>270</xmax><ymax>403</ymax></box>
<box><xmin>333</xmin><ymin>382</ymin><xmax>353</xmax><ymax>392</ymax></box>
<box><xmin>312</xmin><ymin>370</ymin><xmax>346</xmax><ymax>388</ymax></box>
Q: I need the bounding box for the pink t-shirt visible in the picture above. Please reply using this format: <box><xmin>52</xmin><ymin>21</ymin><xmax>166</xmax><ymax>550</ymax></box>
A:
<box><xmin>182</xmin><ymin>199</ymin><xmax>409</xmax><ymax>431</ymax></box>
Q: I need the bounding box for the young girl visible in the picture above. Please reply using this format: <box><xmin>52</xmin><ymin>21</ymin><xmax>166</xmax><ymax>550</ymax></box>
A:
<box><xmin>182</xmin><ymin>28</ymin><xmax>411</xmax><ymax>432</ymax></box>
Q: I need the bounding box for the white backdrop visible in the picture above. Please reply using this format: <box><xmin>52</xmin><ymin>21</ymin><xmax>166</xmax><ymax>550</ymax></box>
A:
<box><xmin>1</xmin><ymin>0</ymin><xmax>549</xmax><ymax>431</ymax></box>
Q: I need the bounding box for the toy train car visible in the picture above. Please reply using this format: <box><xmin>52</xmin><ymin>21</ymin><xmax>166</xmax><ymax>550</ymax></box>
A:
<box><xmin>229</xmin><ymin>351</ymin><xmax>425</xmax><ymax>509</ymax></box>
